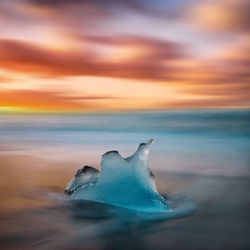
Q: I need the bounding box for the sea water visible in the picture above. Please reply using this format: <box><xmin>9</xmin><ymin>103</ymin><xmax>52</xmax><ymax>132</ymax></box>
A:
<box><xmin>0</xmin><ymin>109</ymin><xmax>249</xmax><ymax>177</ymax></box>
<box><xmin>0</xmin><ymin>109</ymin><xmax>249</xmax><ymax>249</ymax></box>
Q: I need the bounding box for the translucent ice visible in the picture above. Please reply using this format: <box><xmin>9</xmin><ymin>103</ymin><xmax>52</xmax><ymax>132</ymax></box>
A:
<box><xmin>65</xmin><ymin>139</ymin><xmax>169</xmax><ymax>212</ymax></box>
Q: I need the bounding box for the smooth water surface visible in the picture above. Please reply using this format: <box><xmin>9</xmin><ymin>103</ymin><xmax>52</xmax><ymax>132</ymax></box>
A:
<box><xmin>0</xmin><ymin>109</ymin><xmax>249</xmax><ymax>249</ymax></box>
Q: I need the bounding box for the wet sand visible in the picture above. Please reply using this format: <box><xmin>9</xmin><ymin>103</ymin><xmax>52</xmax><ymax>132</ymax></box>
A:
<box><xmin>0</xmin><ymin>153</ymin><xmax>250</xmax><ymax>250</ymax></box>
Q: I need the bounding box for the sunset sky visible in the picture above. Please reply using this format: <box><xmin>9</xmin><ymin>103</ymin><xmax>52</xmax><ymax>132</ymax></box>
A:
<box><xmin>0</xmin><ymin>0</ymin><xmax>249</xmax><ymax>111</ymax></box>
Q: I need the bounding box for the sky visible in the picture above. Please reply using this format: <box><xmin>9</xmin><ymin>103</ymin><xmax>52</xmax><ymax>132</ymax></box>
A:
<box><xmin>0</xmin><ymin>0</ymin><xmax>249</xmax><ymax>112</ymax></box>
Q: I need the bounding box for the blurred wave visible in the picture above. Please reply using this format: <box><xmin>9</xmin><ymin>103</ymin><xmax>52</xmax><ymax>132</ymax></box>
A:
<box><xmin>0</xmin><ymin>109</ymin><xmax>249</xmax><ymax>176</ymax></box>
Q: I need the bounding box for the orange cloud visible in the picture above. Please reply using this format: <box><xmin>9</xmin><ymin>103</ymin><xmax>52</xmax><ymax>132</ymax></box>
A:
<box><xmin>0</xmin><ymin>75</ymin><xmax>11</xmax><ymax>83</ymax></box>
<box><xmin>0</xmin><ymin>90</ymin><xmax>114</xmax><ymax>111</ymax></box>
<box><xmin>0</xmin><ymin>0</ymin><xmax>249</xmax><ymax>111</ymax></box>
<box><xmin>189</xmin><ymin>0</ymin><xmax>250</xmax><ymax>33</ymax></box>
<box><xmin>0</xmin><ymin>37</ymin><xmax>184</xmax><ymax>80</ymax></box>
<box><xmin>0</xmin><ymin>36</ymin><xmax>249</xmax><ymax>110</ymax></box>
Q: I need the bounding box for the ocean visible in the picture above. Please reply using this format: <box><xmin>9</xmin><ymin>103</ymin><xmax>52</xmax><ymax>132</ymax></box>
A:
<box><xmin>0</xmin><ymin>109</ymin><xmax>249</xmax><ymax>176</ymax></box>
<box><xmin>0</xmin><ymin>109</ymin><xmax>249</xmax><ymax>249</ymax></box>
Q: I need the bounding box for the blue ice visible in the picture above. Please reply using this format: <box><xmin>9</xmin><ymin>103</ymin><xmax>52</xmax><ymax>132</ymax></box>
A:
<box><xmin>65</xmin><ymin>139</ymin><xmax>169</xmax><ymax>212</ymax></box>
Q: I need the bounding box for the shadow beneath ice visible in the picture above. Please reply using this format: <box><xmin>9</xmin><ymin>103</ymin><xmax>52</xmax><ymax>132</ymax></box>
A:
<box><xmin>0</xmin><ymin>191</ymin><xmax>194</xmax><ymax>250</ymax></box>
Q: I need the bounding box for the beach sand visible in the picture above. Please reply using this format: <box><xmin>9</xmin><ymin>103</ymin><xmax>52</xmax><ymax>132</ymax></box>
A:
<box><xmin>0</xmin><ymin>153</ymin><xmax>249</xmax><ymax>250</ymax></box>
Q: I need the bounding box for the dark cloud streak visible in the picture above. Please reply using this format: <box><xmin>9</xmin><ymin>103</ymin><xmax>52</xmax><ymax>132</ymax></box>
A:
<box><xmin>0</xmin><ymin>37</ymin><xmax>184</xmax><ymax>80</ymax></box>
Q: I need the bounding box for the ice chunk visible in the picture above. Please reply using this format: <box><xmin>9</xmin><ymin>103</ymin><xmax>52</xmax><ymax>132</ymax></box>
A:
<box><xmin>65</xmin><ymin>139</ymin><xmax>169</xmax><ymax>212</ymax></box>
<box><xmin>64</xmin><ymin>166</ymin><xmax>99</xmax><ymax>195</ymax></box>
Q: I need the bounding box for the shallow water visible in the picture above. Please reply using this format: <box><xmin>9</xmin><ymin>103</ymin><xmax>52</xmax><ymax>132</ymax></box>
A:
<box><xmin>0</xmin><ymin>163</ymin><xmax>249</xmax><ymax>250</ymax></box>
<box><xmin>0</xmin><ymin>110</ymin><xmax>250</xmax><ymax>249</ymax></box>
